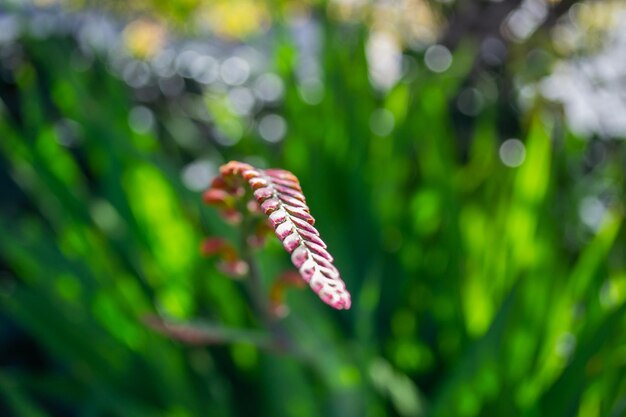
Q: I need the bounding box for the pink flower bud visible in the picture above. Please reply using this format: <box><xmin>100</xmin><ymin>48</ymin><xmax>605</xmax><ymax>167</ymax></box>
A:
<box><xmin>200</xmin><ymin>237</ymin><xmax>229</xmax><ymax>256</ymax></box>
<box><xmin>202</xmin><ymin>188</ymin><xmax>232</xmax><ymax>207</ymax></box>
<box><xmin>217</xmin><ymin>259</ymin><xmax>249</xmax><ymax>278</ymax></box>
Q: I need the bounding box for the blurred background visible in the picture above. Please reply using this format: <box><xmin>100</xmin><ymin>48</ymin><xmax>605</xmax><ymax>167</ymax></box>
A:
<box><xmin>1</xmin><ymin>0</ymin><xmax>625</xmax><ymax>416</ymax></box>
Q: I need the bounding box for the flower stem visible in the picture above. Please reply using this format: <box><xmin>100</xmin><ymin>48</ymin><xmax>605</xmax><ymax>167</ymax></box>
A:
<box><xmin>240</xmin><ymin>216</ymin><xmax>294</xmax><ymax>352</ymax></box>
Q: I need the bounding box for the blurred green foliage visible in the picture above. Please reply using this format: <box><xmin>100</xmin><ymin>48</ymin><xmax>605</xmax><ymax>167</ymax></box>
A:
<box><xmin>1</xmin><ymin>3</ymin><xmax>626</xmax><ymax>417</ymax></box>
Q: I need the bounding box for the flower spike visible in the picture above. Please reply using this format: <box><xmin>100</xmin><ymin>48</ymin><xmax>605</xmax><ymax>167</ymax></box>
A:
<box><xmin>207</xmin><ymin>161</ymin><xmax>351</xmax><ymax>310</ymax></box>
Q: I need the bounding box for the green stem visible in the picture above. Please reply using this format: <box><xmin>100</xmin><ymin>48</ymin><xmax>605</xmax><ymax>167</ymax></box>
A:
<box><xmin>239</xmin><ymin>214</ymin><xmax>296</xmax><ymax>353</ymax></box>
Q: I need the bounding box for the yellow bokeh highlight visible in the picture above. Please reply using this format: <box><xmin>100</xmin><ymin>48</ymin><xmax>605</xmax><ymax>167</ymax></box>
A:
<box><xmin>123</xmin><ymin>19</ymin><xmax>167</xmax><ymax>59</ymax></box>
<box><xmin>199</xmin><ymin>1</ymin><xmax>270</xmax><ymax>39</ymax></box>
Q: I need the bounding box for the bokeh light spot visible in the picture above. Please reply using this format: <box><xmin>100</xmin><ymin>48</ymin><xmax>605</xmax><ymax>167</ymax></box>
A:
<box><xmin>366</xmin><ymin>31</ymin><xmax>402</xmax><ymax>90</ymax></box>
<box><xmin>254</xmin><ymin>73</ymin><xmax>284</xmax><ymax>102</ymax></box>
<box><xmin>578</xmin><ymin>196</ymin><xmax>606</xmax><ymax>231</ymax></box>
<box><xmin>369</xmin><ymin>108</ymin><xmax>395</xmax><ymax>136</ymax></box>
<box><xmin>181</xmin><ymin>160</ymin><xmax>216</xmax><ymax>192</ymax></box>
<box><xmin>227</xmin><ymin>87</ymin><xmax>256</xmax><ymax>115</ymax></box>
<box><xmin>220</xmin><ymin>56</ymin><xmax>250</xmax><ymax>86</ymax></box>
<box><xmin>190</xmin><ymin>55</ymin><xmax>219</xmax><ymax>84</ymax></box>
<box><xmin>128</xmin><ymin>106</ymin><xmax>155</xmax><ymax>134</ymax></box>
<box><xmin>297</xmin><ymin>78</ymin><xmax>325</xmax><ymax>105</ymax></box>
<box><xmin>499</xmin><ymin>139</ymin><xmax>526</xmax><ymax>167</ymax></box>
<box><xmin>158</xmin><ymin>75</ymin><xmax>185</xmax><ymax>97</ymax></box>
<box><xmin>0</xmin><ymin>15</ymin><xmax>20</xmax><ymax>44</ymax></box>
<box><xmin>258</xmin><ymin>114</ymin><xmax>287</xmax><ymax>143</ymax></box>
<box><xmin>457</xmin><ymin>88</ymin><xmax>485</xmax><ymax>116</ymax></box>
<box><xmin>424</xmin><ymin>44</ymin><xmax>452</xmax><ymax>73</ymax></box>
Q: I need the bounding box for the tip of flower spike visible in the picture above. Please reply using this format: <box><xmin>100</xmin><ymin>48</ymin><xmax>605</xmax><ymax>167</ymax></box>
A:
<box><xmin>335</xmin><ymin>296</ymin><xmax>351</xmax><ymax>310</ymax></box>
<box><xmin>308</xmin><ymin>271</ymin><xmax>351</xmax><ymax>310</ymax></box>
<box><xmin>320</xmin><ymin>289</ymin><xmax>351</xmax><ymax>310</ymax></box>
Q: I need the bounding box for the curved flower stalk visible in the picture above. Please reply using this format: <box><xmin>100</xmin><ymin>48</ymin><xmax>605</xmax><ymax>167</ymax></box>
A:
<box><xmin>204</xmin><ymin>161</ymin><xmax>351</xmax><ymax>310</ymax></box>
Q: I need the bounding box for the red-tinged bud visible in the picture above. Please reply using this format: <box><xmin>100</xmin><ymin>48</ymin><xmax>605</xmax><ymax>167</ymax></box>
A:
<box><xmin>278</xmin><ymin>270</ymin><xmax>306</xmax><ymax>288</ymax></box>
<box><xmin>247</xmin><ymin>199</ymin><xmax>261</xmax><ymax>214</ymax></box>
<box><xmin>217</xmin><ymin>259</ymin><xmax>249</xmax><ymax>278</ymax></box>
<box><xmin>247</xmin><ymin>234</ymin><xmax>266</xmax><ymax>248</ymax></box>
<box><xmin>269</xmin><ymin>283</ymin><xmax>289</xmax><ymax>319</ymax></box>
<box><xmin>210</xmin><ymin>174</ymin><xmax>246</xmax><ymax>198</ymax></box>
<box><xmin>210</xmin><ymin>176</ymin><xmax>229</xmax><ymax>190</ymax></box>
<box><xmin>257</xmin><ymin>219</ymin><xmax>273</xmax><ymax>236</ymax></box>
<box><xmin>220</xmin><ymin>161</ymin><xmax>254</xmax><ymax>177</ymax></box>
<box><xmin>246</xmin><ymin>219</ymin><xmax>273</xmax><ymax>248</ymax></box>
<box><xmin>231</xmin><ymin>185</ymin><xmax>246</xmax><ymax>198</ymax></box>
<box><xmin>203</xmin><ymin>188</ymin><xmax>232</xmax><ymax>207</ymax></box>
<box><xmin>200</xmin><ymin>237</ymin><xmax>228</xmax><ymax>256</ymax></box>
<box><xmin>268</xmin><ymin>269</ymin><xmax>307</xmax><ymax>319</ymax></box>
<box><xmin>200</xmin><ymin>237</ymin><xmax>240</xmax><ymax>262</ymax></box>
<box><xmin>270</xmin><ymin>302</ymin><xmax>289</xmax><ymax>319</ymax></box>
<box><xmin>220</xmin><ymin>208</ymin><xmax>243</xmax><ymax>225</ymax></box>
